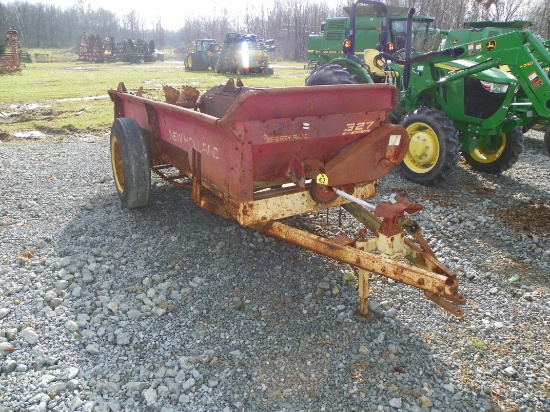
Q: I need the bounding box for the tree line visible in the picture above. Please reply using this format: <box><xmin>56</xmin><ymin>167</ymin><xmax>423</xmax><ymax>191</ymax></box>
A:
<box><xmin>1</xmin><ymin>0</ymin><xmax>548</xmax><ymax>61</ymax></box>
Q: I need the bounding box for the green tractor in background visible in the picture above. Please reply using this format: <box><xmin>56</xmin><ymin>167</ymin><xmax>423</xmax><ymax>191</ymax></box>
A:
<box><xmin>432</xmin><ymin>20</ymin><xmax>550</xmax><ymax>156</ymax></box>
<box><xmin>215</xmin><ymin>33</ymin><xmax>275</xmax><ymax>75</ymax></box>
<box><xmin>184</xmin><ymin>39</ymin><xmax>221</xmax><ymax>71</ymax></box>
<box><xmin>307</xmin><ymin>0</ymin><xmax>550</xmax><ymax>184</ymax></box>
<box><xmin>305</xmin><ymin>4</ymin><xmax>435</xmax><ymax>70</ymax></box>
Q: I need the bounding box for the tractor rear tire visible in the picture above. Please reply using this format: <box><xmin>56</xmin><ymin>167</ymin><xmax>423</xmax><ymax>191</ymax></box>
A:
<box><xmin>185</xmin><ymin>52</ymin><xmax>196</xmax><ymax>70</ymax></box>
<box><xmin>399</xmin><ymin>107</ymin><xmax>460</xmax><ymax>185</ymax></box>
<box><xmin>462</xmin><ymin>127</ymin><xmax>524</xmax><ymax>174</ymax></box>
<box><xmin>194</xmin><ymin>52</ymin><xmax>208</xmax><ymax>70</ymax></box>
<box><xmin>305</xmin><ymin>64</ymin><xmax>358</xmax><ymax>85</ymax></box>
<box><xmin>110</xmin><ymin>118</ymin><xmax>151</xmax><ymax>208</ymax></box>
<box><xmin>544</xmin><ymin>126</ymin><xmax>550</xmax><ymax>156</ymax></box>
<box><xmin>186</xmin><ymin>52</ymin><xmax>208</xmax><ymax>70</ymax></box>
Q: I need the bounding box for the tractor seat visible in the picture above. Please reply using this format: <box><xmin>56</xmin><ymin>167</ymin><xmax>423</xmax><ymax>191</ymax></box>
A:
<box><xmin>363</xmin><ymin>49</ymin><xmax>400</xmax><ymax>79</ymax></box>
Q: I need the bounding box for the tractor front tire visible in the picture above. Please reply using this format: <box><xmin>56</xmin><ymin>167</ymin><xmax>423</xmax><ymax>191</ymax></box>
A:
<box><xmin>110</xmin><ymin>118</ymin><xmax>151</xmax><ymax>208</ymax></box>
<box><xmin>462</xmin><ymin>127</ymin><xmax>524</xmax><ymax>174</ymax></box>
<box><xmin>305</xmin><ymin>64</ymin><xmax>357</xmax><ymax>85</ymax></box>
<box><xmin>399</xmin><ymin>107</ymin><xmax>460</xmax><ymax>185</ymax></box>
<box><xmin>544</xmin><ymin>126</ymin><xmax>550</xmax><ymax>156</ymax></box>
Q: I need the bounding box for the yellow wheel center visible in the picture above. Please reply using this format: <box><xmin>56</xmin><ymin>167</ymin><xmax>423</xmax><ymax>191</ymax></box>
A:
<box><xmin>110</xmin><ymin>136</ymin><xmax>125</xmax><ymax>193</ymax></box>
<box><xmin>469</xmin><ymin>133</ymin><xmax>506</xmax><ymax>164</ymax></box>
<box><xmin>404</xmin><ymin>123</ymin><xmax>440</xmax><ymax>173</ymax></box>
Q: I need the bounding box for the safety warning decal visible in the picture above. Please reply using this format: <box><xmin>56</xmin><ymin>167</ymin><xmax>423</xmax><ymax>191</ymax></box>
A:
<box><xmin>528</xmin><ymin>71</ymin><xmax>543</xmax><ymax>89</ymax></box>
<box><xmin>388</xmin><ymin>135</ymin><xmax>401</xmax><ymax>146</ymax></box>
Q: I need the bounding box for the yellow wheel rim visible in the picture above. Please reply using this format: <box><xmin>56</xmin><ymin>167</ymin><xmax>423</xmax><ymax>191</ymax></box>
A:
<box><xmin>403</xmin><ymin>122</ymin><xmax>440</xmax><ymax>173</ymax></box>
<box><xmin>110</xmin><ymin>136</ymin><xmax>125</xmax><ymax>193</ymax></box>
<box><xmin>469</xmin><ymin>133</ymin><xmax>506</xmax><ymax>164</ymax></box>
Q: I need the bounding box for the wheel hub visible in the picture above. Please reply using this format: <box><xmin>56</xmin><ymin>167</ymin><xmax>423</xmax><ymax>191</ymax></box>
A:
<box><xmin>409</xmin><ymin>132</ymin><xmax>433</xmax><ymax>159</ymax></box>
<box><xmin>470</xmin><ymin>133</ymin><xmax>506</xmax><ymax>163</ymax></box>
<box><xmin>404</xmin><ymin>123</ymin><xmax>440</xmax><ymax>173</ymax></box>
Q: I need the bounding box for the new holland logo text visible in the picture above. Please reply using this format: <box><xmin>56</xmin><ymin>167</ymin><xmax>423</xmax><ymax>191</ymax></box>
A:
<box><xmin>168</xmin><ymin>130</ymin><xmax>219</xmax><ymax>159</ymax></box>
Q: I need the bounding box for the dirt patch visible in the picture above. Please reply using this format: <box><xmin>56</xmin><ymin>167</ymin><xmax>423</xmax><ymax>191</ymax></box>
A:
<box><xmin>462</xmin><ymin>181</ymin><xmax>497</xmax><ymax>198</ymax></box>
<box><xmin>493</xmin><ymin>198</ymin><xmax>550</xmax><ymax>237</ymax></box>
<box><xmin>0</xmin><ymin>130</ymin><xmax>12</xmax><ymax>141</ymax></box>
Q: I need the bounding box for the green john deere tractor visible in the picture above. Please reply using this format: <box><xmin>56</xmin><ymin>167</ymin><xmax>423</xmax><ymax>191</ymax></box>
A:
<box><xmin>214</xmin><ymin>33</ymin><xmax>275</xmax><ymax>75</ymax></box>
<box><xmin>307</xmin><ymin>0</ymin><xmax>550</xmax><ymax>184</ymax></box>
<box><xmin>432</xmin><ymin>20</ymin><xmax>550</xmax><ymax>156</ymax></box>
<box><xmin>305</xmin><ymin>4</ymin><xmax>435</xmax><ymax>69</ymax></box>
<box><xmin>184</xmin><ymin>39</ymin><xmax>221</xmax><ymax>71</ymax></box>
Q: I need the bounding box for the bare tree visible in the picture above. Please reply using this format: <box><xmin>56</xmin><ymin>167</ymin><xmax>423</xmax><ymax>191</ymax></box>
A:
<box><xmin>1</xmin><ymin>0</ymin><xmax>546</xmax><ymax>58</ymax></box>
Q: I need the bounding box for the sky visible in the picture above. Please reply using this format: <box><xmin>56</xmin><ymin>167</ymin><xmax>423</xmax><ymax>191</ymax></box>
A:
<box><xmin>20</xmin><ymin>0</ymin><xmax>345</xmax><ymax>31</ymax></box>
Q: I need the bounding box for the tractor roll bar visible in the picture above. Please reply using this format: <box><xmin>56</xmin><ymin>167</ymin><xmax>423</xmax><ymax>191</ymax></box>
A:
<box><xmin>347</xmin><ymin>0</ymin><xmax>389</xmax><ymax>60</ymax></box>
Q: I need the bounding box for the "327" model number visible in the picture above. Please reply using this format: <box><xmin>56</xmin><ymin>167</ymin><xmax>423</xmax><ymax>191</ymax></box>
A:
<box><xmin>343</xmin><ymin>121</ymin><xmax>375</xmax><ymax>135</ymax></box>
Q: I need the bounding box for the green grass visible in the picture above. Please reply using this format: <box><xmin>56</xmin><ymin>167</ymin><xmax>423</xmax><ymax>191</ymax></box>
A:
<box><xmin>0</xmin><ymin>54</ymin><xmax>309</xmax><ymax>139</ymax></box>
<box><xmin>471</xmin><ymin>340</ymin><xmax>486</xmax><ymax>349</ymax></box>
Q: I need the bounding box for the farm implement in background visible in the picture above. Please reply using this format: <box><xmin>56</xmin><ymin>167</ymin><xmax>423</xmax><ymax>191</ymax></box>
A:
<box><xmin>76</xmin><ymin>33</ymin><xmax>162</xmax><ymax>63</ymax></box>
<box><xmin>1</xmin><ymin>28</ymin><xmax>27</xmax><ymax>73</ymax></box>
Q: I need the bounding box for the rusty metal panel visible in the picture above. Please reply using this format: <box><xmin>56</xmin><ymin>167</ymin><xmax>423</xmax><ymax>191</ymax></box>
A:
<box><xmin>236</xmin><ymin>183</ymin><xmax>376</xmax><ymax>225</ymax></box>
<box><xmin>216</xmin><ymin>83</ymin><xmax>398</xmax><ymax>122</ymax></box>
<box><xmin>108</xmin><ymin>83</ymin><xmax>401</xmax><ymax>207</ymax></box>
<box><xmin>324</xmin><ymin>123</ymin><xmax>409</xmax><ymax>184</ymax></box>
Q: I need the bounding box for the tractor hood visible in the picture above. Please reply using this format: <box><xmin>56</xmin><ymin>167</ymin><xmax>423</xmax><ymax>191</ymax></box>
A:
<box><xmin>435</xmin><ymin>58</ymin><xmax>517</xmax><ymax>84</ymax></box>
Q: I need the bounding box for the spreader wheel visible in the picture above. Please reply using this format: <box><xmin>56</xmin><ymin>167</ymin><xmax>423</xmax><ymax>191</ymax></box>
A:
<box><xmin>544</xmin><ymin>126</ymin><xmax>550</xmax><ymax>156</ymax></box>
<box><xmin>462</xmin><ymin>127</ymin><xmax>524</xmax><ymax>173</ymax></box>
<box><xmin>399</xmin><ymin>107</ymin><xmax>460</xmax><ymax>185</ymax></box>
<box><xmin>110</xmin><ymin>118</ymin><xmax>151</xmax><ymax>208</ymax></box>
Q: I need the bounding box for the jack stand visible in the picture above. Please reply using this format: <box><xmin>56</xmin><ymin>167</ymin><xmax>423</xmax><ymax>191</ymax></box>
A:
<box><xmin>358</xmin><ymin>268</ymin><xmax>370</xmax><ymax>316</ymax></box>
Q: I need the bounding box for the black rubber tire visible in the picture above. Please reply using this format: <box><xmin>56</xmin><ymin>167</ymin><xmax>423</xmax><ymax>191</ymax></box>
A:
<box><xmin>544</xmin><ymin>126</ymin><xmax>550</xmax><ymax>156</ymax></box>
<box><xmin>398</xmin><ymin>107</ymin><xmax>460</xmax><ymax>185</ymax></box>
<box><xmin>110</xmin><ymin>118</ymin><xmax>151</xmax><ymax>208</ymax></box>
<box><xmin>186</xmin><ymin>52</ymin><xmax>206</xmax><ymax>70</ymax></box>
<box><xmin>194</xmin><ymin>52</ymin><xmax>208</xmax><ymax>70</ymax></box>
<box><xmin>462</xmin><ymin>127</ymin><xmax>524</xmax><ymax>174</ymax></box>
<box><xmin>184</xmin><ymin>53</ymin><xmax>192</xmax><ymax>69</ymax></box>
<box><xmin>305</xmin><ymin>64</ymin><xmax>358</xmax><ymax>85</ymax></box>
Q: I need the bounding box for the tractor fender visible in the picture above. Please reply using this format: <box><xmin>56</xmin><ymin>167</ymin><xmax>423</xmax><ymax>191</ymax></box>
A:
<box><xmin>326</xmin><ymin>57</ymin><xmax>373</xmax><ymax>84</ymax></box>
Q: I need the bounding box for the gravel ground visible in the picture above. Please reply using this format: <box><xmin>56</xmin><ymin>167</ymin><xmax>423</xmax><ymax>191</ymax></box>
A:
<box><xmin>0</xmin><ymin>130</ymin><xmax>548</xmax><ymax>412</ymax></box>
